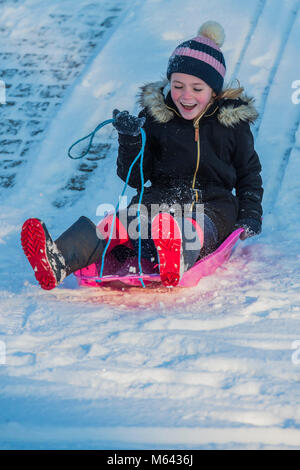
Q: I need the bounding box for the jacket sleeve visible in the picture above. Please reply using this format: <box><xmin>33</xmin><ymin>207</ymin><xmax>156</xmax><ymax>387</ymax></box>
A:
<box><xmin>116</xmin><ymin>109</ymin><xmax>154</xmax><ymax>189</ymax></box>
<box><xmin>232</xmin><ymin>121</ymin><xmax>263</xmax><ymax>221</ymax></box>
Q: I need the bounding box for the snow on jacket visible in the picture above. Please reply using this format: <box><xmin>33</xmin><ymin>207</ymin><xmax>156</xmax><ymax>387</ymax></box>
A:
<box><xmin>116</xmin><ymin>79</ymin><xmax>263</xmax><ymax>243</ymax></box>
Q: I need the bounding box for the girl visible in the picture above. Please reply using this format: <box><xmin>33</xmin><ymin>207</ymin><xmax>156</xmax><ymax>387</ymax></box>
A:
<box><xmin>21</xmin><ymin>21</ymin><xmax>263</xmax><ymax>289</ymax></box>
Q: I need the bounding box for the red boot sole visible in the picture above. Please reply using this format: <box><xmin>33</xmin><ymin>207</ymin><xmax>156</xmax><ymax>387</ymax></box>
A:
<box><xmin>151</xmin><ymin>213</ymin><xmax>182</xmax><ymax>287</ymax></box>
<box><xmin>21</xmin><ymin>218</ymin><xmax>57</xmax><ymax>290</ymax></box>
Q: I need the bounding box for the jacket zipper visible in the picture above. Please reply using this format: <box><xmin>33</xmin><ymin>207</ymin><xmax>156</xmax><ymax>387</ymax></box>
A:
<box><xmin>191</xmin><ymin>114</ymin><xmax>203</xmax><ymax>210</ymax></box>
<box><xmin>166</xmin><ymin>101</ymin><xmax>219</xmax><ymax>211</ymax></box>
<box><xmin>191</xmin><ymin>103</ymin><xmax>219</xmax><ymax>211</ymax></box>
<box><xmin>166</xmin><ymin>103</ymin><xmax>201</xmax><ymax>208</ymax></box>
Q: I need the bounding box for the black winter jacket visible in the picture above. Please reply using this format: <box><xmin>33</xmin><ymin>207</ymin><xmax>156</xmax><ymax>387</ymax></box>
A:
<box><xmin>117</xmin><ymin>80</ymin><xmax>263</xmax><ymax>244</ymax></box>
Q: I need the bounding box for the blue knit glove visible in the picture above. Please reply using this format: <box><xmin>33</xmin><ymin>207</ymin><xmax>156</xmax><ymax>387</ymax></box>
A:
<box><xmin>235</xmin><ymin>218</ymin><xmax>262</xmax><ymax>240</ymax></box>
<box><xmin>112</xmin><ymin>109</ymin><xmax>145</xmax><ymax>136</ymax></box>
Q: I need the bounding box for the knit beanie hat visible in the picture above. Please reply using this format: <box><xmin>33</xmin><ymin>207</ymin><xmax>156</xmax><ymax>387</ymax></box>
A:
<box><xmin>166</xmin><ymin>21</ymin><xmax>226</xmax><ymax>94</ymax></box>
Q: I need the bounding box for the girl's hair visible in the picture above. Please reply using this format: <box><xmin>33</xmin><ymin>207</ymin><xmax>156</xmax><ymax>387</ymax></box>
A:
<box><xmin>215</xmin><ymin>79</ymin><xmax>244</xmax><ymax>100</ymax></box>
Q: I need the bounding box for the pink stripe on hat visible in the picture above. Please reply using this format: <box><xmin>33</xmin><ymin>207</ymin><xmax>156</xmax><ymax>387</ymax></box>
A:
<box><xmin>192</xmin><ymin>35</ymin><xmax>222</xmax><ymax>51</ymax></box>
<box><xmin>172</xmin><ymin>47</ymin><xmax>226</xmax><ymax>77</ymax></box>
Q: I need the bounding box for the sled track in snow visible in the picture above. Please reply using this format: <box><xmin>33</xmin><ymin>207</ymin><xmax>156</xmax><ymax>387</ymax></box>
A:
<box><xmin>265</xmin><ymin>1</ymin><xmax>300</xmax><ymax>214</ymax></box>
<box><xmin>0</xmin><ymin>0</ymin><xmax>132</xmax><ymax>202</ymax></box>
<box><xmin>253</xmin><ymin>1</ymin><xmax>300</xmax><ymax>140</ymax></box>
<box><xmin>267</xmin><ymin>109</ymin><xmax>300</xmax><ymax>213</ymax></box>
<box><xmin>51</xmin><ymin>3</ymin><xmax>134</xmax><ymax>209</ymax></box>
<box><xmin>254</xmin><ymin>0</ymin><xmax>300</xmax><ymax>214</ymax></box>
<box><xmin>51</xmin><ymin>142</ymin><xmax>113</xmax><ymax>208</ymax></box>
<box><xmin>229</xmin><ymin>0</ymin><xmax>300</xmax><ymax>217</ymax></box>
<box><xmin>230</xmin><ymin>0</ymin><xmax>267</xmax><ymax>82</ymax></box>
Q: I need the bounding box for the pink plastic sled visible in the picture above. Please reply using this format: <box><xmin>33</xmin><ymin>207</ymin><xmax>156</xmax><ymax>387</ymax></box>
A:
<box><xmin>73</xmin><ymin>228</ymin><xmax>244</xmax><ymax>288</ymax></box>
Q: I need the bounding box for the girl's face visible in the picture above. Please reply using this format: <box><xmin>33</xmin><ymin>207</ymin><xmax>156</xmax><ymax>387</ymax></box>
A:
<box><xmin>170</xmin><ymin>73</ymin><xmax>215</xmax><ymax>120</ymax></box>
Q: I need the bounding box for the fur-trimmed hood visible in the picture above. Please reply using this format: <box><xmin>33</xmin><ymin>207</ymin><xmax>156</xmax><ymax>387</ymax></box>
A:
<box><xmin>137</xmin><ymin>79</ymin><xmax>258</xmax><ymax>128</ymax></box>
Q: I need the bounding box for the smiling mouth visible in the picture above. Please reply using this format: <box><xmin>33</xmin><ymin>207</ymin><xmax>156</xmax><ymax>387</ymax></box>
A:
<box><xmin>180</xmin><ymin>103</ymin><xmax>197</xmax><ymax>110</ymax></box>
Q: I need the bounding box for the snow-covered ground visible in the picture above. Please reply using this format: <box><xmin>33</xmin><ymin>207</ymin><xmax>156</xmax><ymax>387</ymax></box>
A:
<box><xmin>0</xmin><ymin>0</ymin><xmax>300</xmax><ymax>450</ymax></box>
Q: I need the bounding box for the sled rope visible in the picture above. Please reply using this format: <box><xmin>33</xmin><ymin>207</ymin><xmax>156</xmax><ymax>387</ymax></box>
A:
<box><xmin>98</xmin><ymin>128</ymin><xmax>146</xmax><ymax>287</ymax></box>
<box><xmin>67</xmin><ymin>119</ymin><xmax>113</xmax><ymax>159</ymax></box>
<box><xmin>67</xmin><ymin>119</ymin><xmax>146</xmax><ymax>288</ymax></box>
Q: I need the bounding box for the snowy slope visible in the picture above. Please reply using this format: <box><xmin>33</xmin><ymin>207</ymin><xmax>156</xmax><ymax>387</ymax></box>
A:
<box><xmin>0</xmin><ymin>0</ymin><xmax>300</xmax><ymax>450</ymax></box>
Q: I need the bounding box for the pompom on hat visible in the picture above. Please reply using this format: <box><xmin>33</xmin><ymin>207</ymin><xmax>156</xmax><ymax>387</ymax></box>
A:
<box><xmin>167</xmin><ymin>21</ymin><xmax>226</xmax><ymax>94</ymax></box>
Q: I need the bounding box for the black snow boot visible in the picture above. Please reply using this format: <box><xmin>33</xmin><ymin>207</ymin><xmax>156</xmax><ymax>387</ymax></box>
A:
<box><xmin>21</xmin><ymin>216</ymin><xmax>105</xmax><ymax>290</ymax></box>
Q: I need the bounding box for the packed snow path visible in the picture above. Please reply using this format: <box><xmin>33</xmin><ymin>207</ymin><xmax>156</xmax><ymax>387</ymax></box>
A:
<box><xmin>0</xmin><ymin>0</ymin><xmax>130</xmax><ymax>194</ymax></box>
<box><xmin>0</xmin><ymin>0</ymin><xmax>300</xmax><ymax>449</ymax></box>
